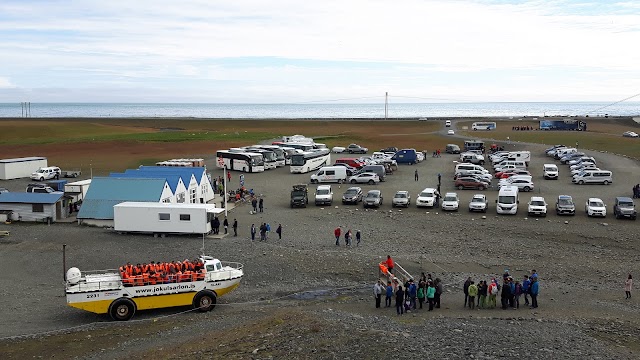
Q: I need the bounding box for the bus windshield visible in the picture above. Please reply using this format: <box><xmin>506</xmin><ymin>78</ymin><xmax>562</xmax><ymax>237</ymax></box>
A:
<box><xmin>291</xmin><ymin>154</ymin><xmax>306</xmax><ymax>166</ymax></box>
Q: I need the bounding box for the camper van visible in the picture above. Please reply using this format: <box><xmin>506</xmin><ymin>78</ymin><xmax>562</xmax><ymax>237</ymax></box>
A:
<box><xmin>496</xmin><ymin>186</ymin><xmax>519</xmax><ymax>215</ymax></box>
<box><xmin>392</xmin><ymin>149</ymin><xmax>419</xmax><ymax>165</ymax></box>
<box><xmin>455</xmin><ymin>163</ymin><xmax>489</xmax><ymax>174</ymax></box>
<box><xmin>506</xmin><ymin>151</ymin><xmax>531</xmax><ymax>164</ymax></box>
<box><xmin>310</xmin><ymin>166</ymin><xmax>348</xmax><ymax>184</ymax></box>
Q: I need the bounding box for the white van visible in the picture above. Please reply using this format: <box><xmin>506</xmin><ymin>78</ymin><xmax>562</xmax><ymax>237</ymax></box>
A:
<box><xmin>314</xmin><ymin>185</ymin><xmax>333</xmax><ymax>205</ymax></box>
<box><xmin>496</xmin><ymin>185</ymin><xmax>519</xmax><ymax>215</ymax></box>
<box><xmin>310</xmin><ymin>166</ymin><xmax>348</xmax><ymax>184</ymax></box>
<box><xmin>495</xmin><ymin>160</ymin><xmax>527</xmax><ymax>172</ymax></box>
<box><xmin>455</xmin><ymin>163</ymin><xmax>489</xmax><ymax>174</ymax></box>
<box><xmin>572</xmin><ymin>170</ymin><xmax>612</xmax><ymax>185</ymax></box>
<box><xmin>445</xmin><ymin>120</ymin><xmax>452</xmax><ymax>127</ymax></box>
<box><xmin>543</xmin><ymin>164</ymin><xmax>559</xmax><ymax>180</ymax></box>
<box><xmin>506</xmin><ymin>151</ymin><xmax>531</xmax><ymax>164</ymax></box>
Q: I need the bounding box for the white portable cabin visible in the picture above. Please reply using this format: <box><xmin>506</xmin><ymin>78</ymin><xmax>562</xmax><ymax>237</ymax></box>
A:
<box><xmin>64</xmin><ymin>179</ymin><xmax>92</xmax><ymax>202</ymax></box>
<box><xmin>0</xmin><ymin>157</ymin><xmax>48</xmax><ymax>180</ymax></box>
<box><xmin>113</xmin><ymin>202</ymin><xmax>224</xmax><ymax>235</ymax></box>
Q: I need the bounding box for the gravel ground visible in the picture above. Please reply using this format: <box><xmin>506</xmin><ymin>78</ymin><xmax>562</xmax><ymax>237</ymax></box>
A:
<box><xmin>0</xmin><ymin>136</ymin><xmax>639</xmax><ymax>359</ymax></box>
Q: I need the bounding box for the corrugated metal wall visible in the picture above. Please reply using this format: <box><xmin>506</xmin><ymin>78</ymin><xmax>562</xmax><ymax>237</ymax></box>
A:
<box><xmin>0</xmin><ymin>203</ymin><xmax>56</xmax><ymax>222</ymax></box>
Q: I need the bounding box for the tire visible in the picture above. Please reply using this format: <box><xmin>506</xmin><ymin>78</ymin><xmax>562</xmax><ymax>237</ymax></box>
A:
<box><xmin>457</xmin><ymin>185</ymin><xmax>464</xmax><ymax>190</ymax></box>
<box><xmin>39</xmin><ymin>177</ymin><xmax>44</xmax><ymax>181</ymax></box>
<box><xmin>348</xmin><ymin>150</ymin><xmax>353</xmax><ymax>154</ymax></box>
<box><xmin>478</xmin><ymin>185</ymin><xmax>485</xmax><ymax>191</ymax></box>
<box><xmin>109</xmin><ymin>298</ymin><xmax>136</xmax><ymax>321</ymax></box>
<box><xmin>523</xmin><ymin>187</ymin><xmax>530</xmax><ymax>192</ymax></box>
<box><xmin>579</xmin><ymin>180</ymin><xmax>584</xmax><ymax>185</ymax></box>
<box><xmin>73</xmin><ymin>173</ymin><xmax>78</xmax><ymax>178</ymax></box>
<box><xmin>603</xmin><ymin>180</ymin><xmax>609</xmax><ymax>185</ymax></box>
<box><xmin>311</xmin><ymin>179</ymin><xmax>317</xmax><ymax>184</ymax></box>
<box><xmin>368</xmin><ymin>180</ymin><xmax>374</xmax><ymax>185</ymax></box>
<box><xmin>193</xmin><ymin>290</ymin><xmax>217</xmax><ymax>312</ymax></box>
<box><xmin>350</xmin><ymin>179</ymin><xmax>357</xmax><ymax>184</ymax></box>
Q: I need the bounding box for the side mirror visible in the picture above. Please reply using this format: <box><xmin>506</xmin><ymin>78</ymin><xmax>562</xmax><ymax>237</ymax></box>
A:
<box><xmin>495</xmin><ymin>199</ymin><xmax>498</xmax><ymax>203</ymax></box>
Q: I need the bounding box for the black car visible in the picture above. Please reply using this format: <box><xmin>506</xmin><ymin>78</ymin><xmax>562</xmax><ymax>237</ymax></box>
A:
<box><xmin>342</xmin><ymin>186</ymin><xmax>363</xmax><ymax>204</ymax></box>
<box><xmin>379</xmin><ymin>147</ymin><xmax>398</xmax><ymax>153</ymax></box>
<box><xmin>332</xmin><ymin>163</ymin><xmax>357</xmax><ymax>176</ymax></box>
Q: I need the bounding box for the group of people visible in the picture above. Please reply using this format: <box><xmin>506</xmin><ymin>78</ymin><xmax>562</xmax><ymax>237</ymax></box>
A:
<box><xmin>119</xmin><ymin>259</ymin><xmax>205</xmax><ymax>286</ymax></box>
<box><xmin>632</xmin><ymin>184</ymin><xmax>640</xmax><ymax>198</ymax></box>
<box><xmin>251</xmin><ymin>196</ymin><xmax>264</xmax><ymax>213</ymax></box>
<box><xmin>431</xmin><ymin>149</ymin><xmax>441</xmax><ymax>157</ymax></box>
<box><xmin>373</xmin><ymin>270</ymin><xmax>444</xmax><ymax>315</ymax></box>
<box><xmin>464</xmin><ymin>270</ymin><xmax>540</xmax><ymax>310</ymax></box>
<box><xmin>250</xmin><ymin>223</ymin><xmax>282</xmax><ymax>241</ymax></box>
<box><xmin>334</xmin><ymin>226</ymin><xmax>361</xmax><ymax>246</ymax></box>
<box><xmin>512</xmin><ymin>126</ymin><xmax>535</xmax><ymax>131</ymax></box>
<box><xmin>210</xmin><ymin>217</ymin><xmax>238</xmax><ymax>236</ymax></box>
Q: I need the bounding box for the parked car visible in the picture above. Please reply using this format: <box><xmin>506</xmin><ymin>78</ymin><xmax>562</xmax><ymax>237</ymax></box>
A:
<box><xmin>363</xmin><ymin>190</ymin><xmax>383</xmax><ymax>208</ymax></box>
<box><xmin>445</xmin><ymin>144</ymin><xmax>461</xmax><ymax>154</ymax></box>
<box><xmin>447</xmin><ymin>130</ymin><xmax>455</xmax><ymax>135</ymax></box>
<box><xmin>0</xmin><ymin>187</ymin><xmax>9</xmax><ymax>194</ymax></box>
<box><xmin>331</xmin><ymin>146</ymin><xmax>346</xmax><ymax>153</ymax></box>
<box><xmin>455</xmin><ymin>170</ymin><xmax>492</xmax><ymax>182</ymax></box>
<box><xmin>455</xmin><ymin>176</ymin><xmax>489</xmax><ymax>190</ymax></box>
<box><xmin>332</xmin><ymin>163</ymin><xmax>357</xmax><ymax>176</ymax></box>
<box><xmin>585</xmin><ymin>198</ymin><xmax>607</xmax><ymax>217</ymax></box>
<box><xmin>560</xmin><ymin>152</ymin><xmax>585</xmax><ymax>164</ymax></box>
<box><xmin>546</xmin><ymin>145</ymin><xmax>567</xmax><ymax>157</ymax></box>
<box><xmin>543</xmin><ymin>164</ymin><xmax>559</xmax><ymax>180</ymax></box>
<box><xmin>314</xmin><ymin>185</ymin><xmax>333</xmax><ymax>206</ymax></box>
<box><xmin>545</xmin><ymin>144</ymin><xmax>566</xmax><ymax>154</ymax></box>
<box><xmin>498</xmin><ymin>177</ymin><xmax>534</xmax><ymax>192</ymax></box>
<box><xmin>379</xmin><ymin>147</ymin><xmax>399</xmax><ymax>153</ymax></box>
<box><xmin>416</xmin><ymin>188</ymin><xmax>438</xmax><ymax>208</ymax></box>
<box><xmin>569</xmin><ymin>157</ymin><xmax>595</xmax><ymax>167</ymax></box>
<box><xmin>460</xmin><ymin>152</ymin><xmax>485</xmax><ymax>165</ymax></box>
<box><xmin>30</xmin><ymin>166</ymin><xmax>61</xmax><ymax>181</ymax></box>
<box><xmin>441</xmin><ymin>192</ymin><xmax>460</xmax><ymax>211</ymax></box>
<box><xmin>622</xmin><ymin>131</ymin><xmax>639</xmax><ymax>138</ymax></box>
<box><xmin>348</xmin><ymin>172</ymin><xmax>380</xmax><ymax>185</ymax></box>
<box><xmin>392</xmin><ymin>191</ymin><xmax>411</xmax><ymax>208</ymax></box>
<box><xmin>527</xmin><ymin>196</ymin><xmax>548</xmax><ymax>217</ymax></box>
<box><xmin>342</xmin><ymin>187</ymin><xmax>363</xmax><ymax>204</ymax></box>
<box><xmin>613</xmin><ymin>197</ymin><xmax>636</xmax><ymax>220</ymax></box>
<box><xmin>26</xmin><ymin>184</ymin><xmax>57</xmax><ymax>193</ymax></box>
<box><xmin>495</xmin><ymin>169</ymin><xmax>531</xmax><ymax>179</ymax></box>
<box><xmin>555</xmin><ymin>195</ymin><xmax>576</xmax><ymax>215</ymax></box>
<box><xmin>571</xmin><ymin>166</ymin><xmax>599</xmax><ymax>176</ymax></box>
<box><xmin>346</xmin><ymin>144</ymin><xmax>368</xmax><ymax>154</ymax></box>
<box><xmin>468</xmin><ymin>194</ymin><xmax>488</xmax><ymax>213</ymax></box>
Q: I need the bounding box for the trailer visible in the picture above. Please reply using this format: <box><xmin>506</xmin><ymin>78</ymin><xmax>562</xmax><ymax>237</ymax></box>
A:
<box><xmin>61</xmin><ymin>169</ymin><xmax>82</xmax><ymax>178</ymax></box>
<box><xmin>539</xmin><ymin>119</ymin><xmax>587</xmax><ymax>131</ymax></box>
<box><xmin>113</xmin><ymin>202</ymin><xmax>224</xmax><ymax>236</ymax></box>
<box><xmin>0</xmin><ymin>157</ymin><xmax>48</xmax><ymax>180</ymax></box>
<box><xmin>64</xmin><ymin>179</ymin><xmax>92</xmax><ymax>202</ymax></box>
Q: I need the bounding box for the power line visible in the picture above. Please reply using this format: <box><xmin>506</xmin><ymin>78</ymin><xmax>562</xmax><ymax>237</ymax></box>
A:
<box><xmin>391</xmin><ymin>95</ymin><xmax>465</xmax><ymax>102</ymax></box>
<box><xmin>585</xmin><ymin>92</ymin><xmax>640</xmax><ymax>114</ymax></box>
<box><xmin>286</xmin><ymin>95</ymin><xmax>385</xmax><ymax>104</ymax></box>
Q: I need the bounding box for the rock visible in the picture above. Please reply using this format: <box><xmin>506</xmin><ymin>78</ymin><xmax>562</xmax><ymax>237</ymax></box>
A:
<box><xmin>482</xmin><ymin>216</ymin><xmax>486</xmax><ymax>219</ymax></box>
<box><xmin>252</xmin><ymin>348</ymin><xmax>259</xmax><ymax>354</ymax></box>
<box><xmin>601</xmin><ymin>223</ymin><xmax>608</xmax><ymax>226</ymax></box>
<box><xmin>564</xmin><ymin>221</ymin><xmax>569</xmax><ymax>224</ymax></box>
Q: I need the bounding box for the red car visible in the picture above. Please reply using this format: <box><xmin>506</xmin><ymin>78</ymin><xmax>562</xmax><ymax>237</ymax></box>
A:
<box><xmin>495</xmin><ymin>170</ymin><xmax>531</xmax><ymax>179</ymax></box>
<box><xmin>335</xmin><ymin>158</ymin><xmax>366</xmax><ymax>169</ymax></box>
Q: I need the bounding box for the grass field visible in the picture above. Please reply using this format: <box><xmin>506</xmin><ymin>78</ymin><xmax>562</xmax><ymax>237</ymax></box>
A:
<box><xmin>458</xmin><ymin>120</ymin><xmax>640</xmax><ymax>159</ymax></box>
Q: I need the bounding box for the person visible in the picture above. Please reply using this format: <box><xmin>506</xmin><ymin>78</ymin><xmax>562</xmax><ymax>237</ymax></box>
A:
<box><xmin>345</xmin><ymin>229</ymin><xmax>352</xmax><ymax>246</ymax></box>
<box><xmin>69</xmin><ymin>202</ymin><xmax>74</xmax><ymax>214</ymax></box>
<box><xmin>625</xmin><ymin>274</ymin><xmax>633</xmax><ymax>299</ymax></box>
<box><xmin>260</xmin><ymin>223</ymin><xmax>267</xmax><ymax>241</ymax></box>
<box><xmin>522</xmin><ymin>275</ymin><xmax>531</xmax><ymax>306</ymax></box>
<box><xmin>509</xmin><ymin>277</ymin><xmax>516</xmax><ymax>308</ymax></box>
<box><xmin>414</xmin><ymin>169</ymin><xmax>419</xmax><ymax>181</ymax></box>
<box><xmin>251</xmin><ymin>197</ymin><xmax>258</xmax><ymax>213</ymax></box>
<box><xmin>259</xmin><ymin>198</ymin><xmax>264</xmax><ymax>213</ymax></box>
<box><xmin>434</xmin><ymin>188</ymin><xmax>440</xmax><ymax>207</ymax></box>
<box><xmin>501</xmin><ymin>278</ymin><xmax>512</xmax><ymax>310</ymax></box>
<box><xmin>435</xmin><ymin>278</ymin><xmax>443</xmax><ymax>308</ymax></box>
<box><xmin>408</xmin><ymin>279</ymin><xmax>417</xmax><ymax>310</ymax></box>
<box><xmin>530</xmin><ymin>277</ymin><xmax>539</xmax><ymax>308</ymax></box>
<box><xmin>395</xmin><ymin>285</ymin><xmax>405</xmax><ymax>315</ymax></box>
<box><xmin>514</xmin><ymin>281</ymin><xmax>523</xmax><ymax>309</ymax></box>
<box><xmin>467</xmin><ymin>281</ymin><xmax>478</xmax><ymax>310</ymax></box>
<box><xmin>227</xmin><ymin>170</ymin><xmax>231</xmax><ymax>182</ymax></box>
<box><xmin>356</xmin><ymin>230</ymin><xmax>361</xmax><ymax>246</ymax></box>
<box><xmin>436</xmin><ymin>149</ymin><xmax>441</xmax><ymax>157</ymax></box>
<box><xmin>478</xmin><ymin>280</ymin><xmax>487</xmax><ymax>309</ymax></box>
<box><xmin>417</xmin><ymin>281</ymin><xmax>426</xmax><ymax>309</ymax></box>
<box><xmin>633</xmin><ymin>184</ymin><xmax>639</xmax><ymax>199</ymax></box>
<box><xmin>427</xmin><ymin>281</ymin><xmax>436</xmax><ymax>311</ymax></box>
<box><xmin>250</xmin><ymin>224</ymin><xmax>256</xmax><ymax>241</ymax></box>
<box><xmin>334</xmin><ymin>226</ymin><xmax>341</xmax><ymax>246</ymax></box>
<box><xmin>232</xmin><ymin>219</ymin><xmax>238</xmax><ymax>237</ymax></box>
<box><xmin>223</xmin><ymin>218</ymin><xmax>229</xmax><ymax>234</ymax></box>
<box><xmin>373</xmin><ymin>280</ymin><xmax>383</xmax><ymax>308</ymax></box>
<box><xmin>488</xmin><ymin>279</ymin><xmax>498</xmax><ymax>309</ymax></box>
<box><xmin>530</xmin><ymin>269</ymin><xmax>538</xmax><ymax>280</ymax></box>
<box><xmin>276</xmin><ymin>224</ymin><xmax>282</xmax><ymax>240</ymax></box>
<box><xmin>385</xmin><ymin>281</ymin><xmax>393</xmax><ymax>307</ymax></box>
<box><xmin>463</xmin><ymin>277</ymin><xmax>471</xmax><ymax>307</ymax></box>
<box><xmin>385</xmin><ymin>255</ymin><xmax>394</xmax><ymax>274</ymax></box>
<box><xmin>265</xmin><ymin>223</ymin><xmax>271</xmax><ymax>240</ymax></box>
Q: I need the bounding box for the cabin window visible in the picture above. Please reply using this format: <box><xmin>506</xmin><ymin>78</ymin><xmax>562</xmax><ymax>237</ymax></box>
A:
<box><xmin>162</xmin><ymin>197</ymin><xmax>171</xmax><ymax>203</ymax></box>
<box><xmin>176</xmin><ymin>193</ymin><xmax>185</xmax><ymax>203</ymax></box>
<box><xmin>179</xmin><ymin>214</ymin><xmax>191</xmax><ymax>221</ymax></box>
<box><xmin>326</xmin><ymin>170</ymin><xmax>335</xmax><ymax>175</ymax></box>
<box><xmin>32</xmin><ymin>204</ymin><xmax>44</xmax><ymax>213</ymax></box>
<box><xmin>159</xmin><ymin>213</ymin><xmax>170</xmax><ymax>220</ymax></box>
<box><xmin>190</xmin><ymin>188</ymin><xmax>197</xmax><ymax>203</ymax></box>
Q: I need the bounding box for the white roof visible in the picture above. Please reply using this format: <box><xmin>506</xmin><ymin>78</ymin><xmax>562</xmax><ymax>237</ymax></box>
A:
<box><xmin>0</xmin><ymin>156</ymin><xmax>47</xmax><ymax>163</ymax></box>
<box><xmin>66</xmin><ymin>179</ymin><xmax>92</xmax><ymax>186</ymax></box>
<box><xmin>115</xmin><ymin>201</ymin><xmax>222</xmax><ymax>213</ymax></box>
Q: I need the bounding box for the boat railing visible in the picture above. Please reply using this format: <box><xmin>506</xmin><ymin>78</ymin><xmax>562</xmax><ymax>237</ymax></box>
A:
<box><xmin>66</xmin><ymin>269</ymin><xmax>122</xmax><ymax>292</ymax></box>
<box><xmin>208</xmin><ymin>261</ymin><xmax>243</xmax><ymax>281</ymax></box>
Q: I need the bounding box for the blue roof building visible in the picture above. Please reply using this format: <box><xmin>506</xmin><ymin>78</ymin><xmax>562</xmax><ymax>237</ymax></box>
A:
<box><xmin>0</xmin><ymin>192</ymin><xmax>67</xmax><ymax>222</ymax></box>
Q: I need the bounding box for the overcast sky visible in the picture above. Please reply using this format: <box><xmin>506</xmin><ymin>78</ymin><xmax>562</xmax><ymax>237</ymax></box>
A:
<box><xmin>0</xmin><ymin>0</ymin><xmax>639</xmax><ymax>103</ymax></box>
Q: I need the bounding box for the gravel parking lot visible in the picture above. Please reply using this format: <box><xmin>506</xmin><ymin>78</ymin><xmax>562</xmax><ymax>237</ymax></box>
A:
<box><xmin>0</xmin><ymin>140</ymin><xmax>639</xmax><ymax>359</ymax></box>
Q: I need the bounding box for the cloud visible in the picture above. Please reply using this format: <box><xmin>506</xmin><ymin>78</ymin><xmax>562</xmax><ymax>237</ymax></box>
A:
<box><xmin>0</xmin><ymin>77</ymin><xmax>14</xmax><ymax>88</ymax></box>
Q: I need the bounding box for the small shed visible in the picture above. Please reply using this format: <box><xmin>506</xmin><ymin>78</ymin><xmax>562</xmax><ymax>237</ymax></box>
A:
<box><xmin>64</xmin><ymin>179</ymin><xmax>92</xmax><ymax>202</ymax></box>
<box><xmin>0</xmin><ymin>157</ymin><xmax>48</xmax><ymax>180</ymax></box>
<box><xmin>0</xmin><ymin>192</ymin><xmax>66</xmax><ymax>222</ymax></box>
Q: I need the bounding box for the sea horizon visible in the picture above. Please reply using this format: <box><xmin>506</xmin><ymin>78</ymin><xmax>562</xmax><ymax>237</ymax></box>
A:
<box><xmin>2</xmin><ymin>101</ymin><xmax>640</xmax><ymax>119</ymax></box>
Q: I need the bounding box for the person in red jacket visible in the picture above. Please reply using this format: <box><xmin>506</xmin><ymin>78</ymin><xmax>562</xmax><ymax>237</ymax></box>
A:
<box><xmin>334</xmin><ymin>227</ymin><xmax>341</xmax><ymax>246</ymax></box>
<box><xmin>386</xmin><ymin>255</ymin><xmax>394</xmax><ymax>274</ymax></box>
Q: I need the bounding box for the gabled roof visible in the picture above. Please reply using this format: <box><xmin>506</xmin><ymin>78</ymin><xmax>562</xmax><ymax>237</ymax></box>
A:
<box><xmin>110</xmin><ymin>171</ymin><xmax>184</xmax><ymax>193</ymax></box>
<box><xmin>137</xmin><ymin>166</ymin><xmax>206</xmax><ymax>185</ymax></box>
<box><xmin>77</xmin><ymin>177</ymin><xmax>167</xmax><ymax>220</ymax></box>
<box><xmin>0</xmin><ymin>192</ymin><xmax>64</xmax><ymax>204</ymax></box>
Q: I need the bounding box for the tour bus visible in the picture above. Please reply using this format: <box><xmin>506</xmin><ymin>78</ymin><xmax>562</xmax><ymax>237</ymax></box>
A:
<box><xmin>464</xmin><ymin>140</ymin><xmax>485</xmax><ymax>152</ymax></box>
<box><xmin>282</xmin><ymin>143</ymin><xmax>315</xmax><ymax>152</ymax></box>
<box><xmin>472</xmin><ymin>122</ymin><xmax>497</xmax><ymax>131</ymax></box>
<box><xmin>247</xmin><ymin>145</ymin><xmax>286</xmax><ymax>167</ymax></box>
<box><xmin>242</xmin><ymin>148</ymin><xmax>277</xmax><ymax>170</ymax></box>
<box><xmin>216</xmin><ymin>150</ymin><xmax>265</xmax><ymax>173</ymax></box>
<box><xmin>290</xmin><ymin>148</ymin><xmax>331</xmax><ymax>174</ymax></box>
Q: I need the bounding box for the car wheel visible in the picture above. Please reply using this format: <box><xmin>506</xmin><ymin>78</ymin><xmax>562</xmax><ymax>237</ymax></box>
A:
<box><xmin>523</xmin><ymin>186</ymin><xmax>530</xmax><ymax>192</ymax></box>
<box><xmin>479</xmin><ymin>185</ymin><xmax>485</xmax><ymax>190</ymax></box>
<box><xmin>348</xmin><ymin>150</ymin><xmax>353</xmax><ymax>154</ymax></box>
<box><xmin>39</xmin><ymin>177</ymin><xmax>44</xmax><ymax>181</ymax></box>
<box><xmin>603</xmin><ymin>180</ymin><xmax>609</xmax><ymax>185</ymax></box>
<box><xmin>578</xmin><ymin>180</ymin><xmax>584</xmax><ymax>185</ymax></box>
<box><xmin>368</xmin><ymin>180</ymin><xmax>374</xmax><ymax>185</ymax></box>
<box><xmin>350</xmin><ymin>179</ymin><xmax>356</xmax><ymax>184</ymax></box>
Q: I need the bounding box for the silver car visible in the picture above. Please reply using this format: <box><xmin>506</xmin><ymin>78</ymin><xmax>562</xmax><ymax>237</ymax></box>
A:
<box><xmin>348</xmin><ymin>172</ymin><xmax>380</xmax><ymax>185</ymax></box>
<box><xmin>363</xmin><ymin>190</ymin><xmax>383</xmax><ymax>208</ymax></box>
<box><xmin>468</xmin><ymin>194</ymin><xmax>488</xmax><ymax>213</ymax></box>
<box><xmin>392</xmin><ymin>191</ymin><xmax>411</xmax><ymax>208</ymax></box>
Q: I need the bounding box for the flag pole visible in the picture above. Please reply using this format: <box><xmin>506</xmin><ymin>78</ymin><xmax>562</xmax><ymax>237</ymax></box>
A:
<box><xmin>224</xmin><ymin>166</ymin><xmax>228</xmax><ymax>217</ymax></box>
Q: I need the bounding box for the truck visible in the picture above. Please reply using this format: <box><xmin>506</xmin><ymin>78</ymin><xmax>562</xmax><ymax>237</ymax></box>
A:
<box><xmin>290</xmin><ymin>184</ymin><xmax>309</xmax><ymax>208</ymax></box>
<box><xmin>539</xmin><ymin>119</ymin><xmax>587</xmax><ymax>131</ymax></box>
<box><xmin>61</xmin><ymin>169</ymin><xmax>82</xmax><ymax>178</ymax></box>
<box><xmin>65</xmin><ymin>254</ymin><xmax>243</xmax><ymax>321</ymax></box>
<box><xmin>113</xmin><ymin>202</ymin><xmax>224</xmax><ymax>236</ymax></box>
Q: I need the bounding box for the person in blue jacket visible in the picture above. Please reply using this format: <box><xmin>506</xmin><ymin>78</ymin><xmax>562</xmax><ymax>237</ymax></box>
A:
<box><xmin>385</xmin><ymin>281</ymin><xmax>393</xmax><ymax>307</ymax></box>
<box><xmin>530</xmin><ymin>277</ymin><xmax>540</xmax><ymax>309</ymax></box>
<box><xmin>522</xmin><ymin>275</ymin><xmax>531</xmax><ymax>306</ymax></box>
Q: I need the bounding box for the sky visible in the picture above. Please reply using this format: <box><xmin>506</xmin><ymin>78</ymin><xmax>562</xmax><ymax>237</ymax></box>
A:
<box><xmin>0</xmin><ymin>0</ymin><xmax>639</xmax><ymax>103</ymax></box>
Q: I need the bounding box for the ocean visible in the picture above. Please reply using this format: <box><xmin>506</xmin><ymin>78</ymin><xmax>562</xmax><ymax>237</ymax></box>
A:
<box><xmin>2</xmin><ymin>102</ymin><xmax>640</xmax><ymax>119</ymax></box>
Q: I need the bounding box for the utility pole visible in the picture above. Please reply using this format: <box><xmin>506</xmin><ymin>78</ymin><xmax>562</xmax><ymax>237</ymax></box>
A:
<box><xmin>385</xmin><ymin>92</ymin><xmax>388</xmax><ymax>120</ymax></box>
<box><xmin>223</xmin><ymin>166</ymin><xmax>228</xmax><ymax>217</ymax></box>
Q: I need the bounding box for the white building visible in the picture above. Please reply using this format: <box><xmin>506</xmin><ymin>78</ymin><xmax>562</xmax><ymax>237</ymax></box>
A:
<box><xmin>0</xmin><ymin>157</ymin><xmax>48</xmax><ymax>180</ymax></box>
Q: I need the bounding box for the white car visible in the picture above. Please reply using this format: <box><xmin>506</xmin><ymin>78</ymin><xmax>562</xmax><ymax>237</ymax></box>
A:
<box><xmin>570</xmin><ymin>160</ymin><xmax>596</xmax><ymax>170</ymax></box>
<box><xmin>447</xmin><ymin>130</ymin><xmax>455</xmax><ymax>135</ymax></box>
<box><xmin>469</xmin><ymin>194</ymin><xmax>488</xmax><ymax>213</ymax></box>
<box><xmin>571</xmin><ymin>166</ymin><xmax>599</xmax><ymax>176</ymax></box>
<box><xmin>455</xmin><ymin>170</ymin><xmax>492</xmax><ymax>182</ymax></box>
<box><xmin>331</xmin><ymin>146</ymin><xmax>346</xmax><ymax>153</ymax></box>
<box><xmin>527</xmin><ymin>196</ymin><xmax>548</xmax><ymax>217</ymax></box>
<box><xmin>416</xmin><ymin>187</ymin><xmax>438</xmax><ymax>208</ymax></box>
<box><xmin>623</xmin><ymin>131</ymin><xmax>639</xmax><ymax>138</ymax></box>
<box><xmin>585</xmin><ymin>198</ymin><xmax>607</xmax><ymax>217</ymax></box>
<box><xmin>498</xmin><ymin>178</ymin><xmax>534</xmax><ymax>192</ymax></box>
<box><xmin>441</xmin><ymin>192</ymin><xmax>460</xmax><ymax>211</ymax></box>
<box><xmin>314</xmin><ymin>185</ymin><xmax>333</xmax><ymax>206</ymax></box>
<box><xmin>543</xmin><ymin>164</ymin><xmax>558</xmax><ymax>180</ymax></box>
<box><xmin>348</xmin><ymin>172</ymin><xmax>380</xmax><ymax>184</ymax></box>
<box><xmin>392</xmin><ymin>190</ymin><xmax>411</xmax><ymax>208</ymax></box>
<box><xmin>569</xmin><ymin>157</ymin><xmax>595</xmax><ymax>167</ymax></box>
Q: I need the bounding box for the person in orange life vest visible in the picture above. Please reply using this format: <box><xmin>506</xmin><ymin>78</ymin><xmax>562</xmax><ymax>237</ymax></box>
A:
<box><xmin>385</xmin><ymin>255</ymin><xmax>395</xmax><ymax>274</ymax></box>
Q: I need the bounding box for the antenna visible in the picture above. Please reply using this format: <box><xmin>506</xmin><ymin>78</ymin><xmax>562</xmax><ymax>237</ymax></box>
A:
<box><xmin>201</xmin><ymin>233</ymin><xmax>205</xmax><ymax>257</ymax></box>
<box><xmin>385</xmin><ymin>92</ymin><xmax>388</xmax><ymax>120</ymax></box>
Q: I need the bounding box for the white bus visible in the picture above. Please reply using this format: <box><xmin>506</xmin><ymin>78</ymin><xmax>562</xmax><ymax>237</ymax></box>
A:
<box><xmin>248</xmin><ymin>145</ymin><xmax>286</xmax><ymax>167</ymax></box>
<box><xmin>282</xmin><ymin>142</ymin><xmax>314</xmax><ymax>151</ymax></box>
<box><xmin>216</xmin><ymin>150</ymin><xmax>265</xmax><ymax>172</ymax></box>
<box><xmin>244</xmin><ymin>148</ymin><xmax>277</xmax><ymax>170</ymax></box>
<box><xmin>290</xmin><ymin>149</ymin><xmax>331</xmax><ymax>173</ymax></box>
<box><xmin>472</xmin><ymin>122</ymin><xmax>497</xmax><ymax>130</ymax></box>
<box><xmin>280</xmin><ymin>147</ymin><xmax>299</xmax><ymax>165</ymax></box>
